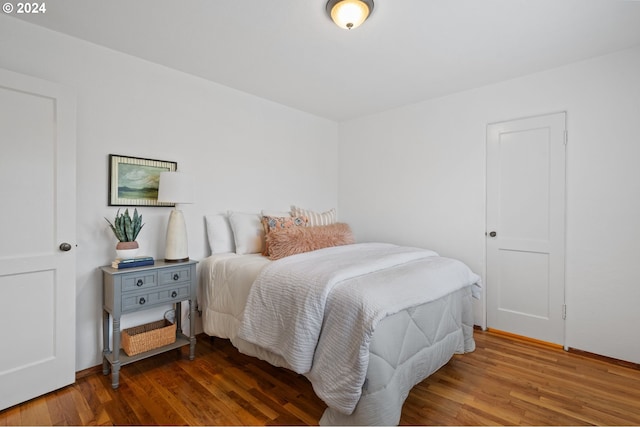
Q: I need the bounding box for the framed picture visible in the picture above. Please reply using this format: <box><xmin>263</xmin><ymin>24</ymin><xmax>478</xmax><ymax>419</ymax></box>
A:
<box><xmin>108</xmin><ymin>154</ymin><xmax>177</xmax><ymax>207</ymax></box>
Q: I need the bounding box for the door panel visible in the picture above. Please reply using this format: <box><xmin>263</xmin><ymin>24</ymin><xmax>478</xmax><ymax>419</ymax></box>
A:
<box><xmin>0</xmin><ymin>69</ymin><xmax>76</xmax><ymax>410</ymax></box>
<box><xmin>1</xmin><ymin>271</ymin><xmax>56</xmax><ymax>370</ymax></box>
<box><xmin>497</xmin><ymin>250</ymin><xmax>550</xmax><ymax>319</ymax></box>
<box><xmin>486</xmin><ymin>112</ymin><xmax>566</xmax><ymax>345</ymax></box>
<box><xmin>0</xmin><ymin>86</ymin><xmax>55</xmax><ymax>256</ymax></box>
<box><xmin>499</xmin><ymin>128</ymin><xmax>550</xmax><ymax>241</ymax></box>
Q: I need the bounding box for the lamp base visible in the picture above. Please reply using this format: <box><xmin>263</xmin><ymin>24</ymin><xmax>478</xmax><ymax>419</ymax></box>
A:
<box><xmin>164</xmin><ymin>257</ymin><xmax>190</xmax><ymax>263</ymax></box>
<box><xmin>164</xmin><ymin>209</ymin><xmax>189</xmax><ymax>262</ymax></box>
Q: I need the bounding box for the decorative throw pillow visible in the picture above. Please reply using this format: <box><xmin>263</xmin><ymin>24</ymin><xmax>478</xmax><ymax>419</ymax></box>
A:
<box><xmin>261</xmin><ymin>215</ymin><xmax>308</xmax><ymax>255</ymax></box>
<box><xmin>290</xmin><ymin>206</ymin><xmax>337</xmax><ymax>226</ymax></box>
<box><xmin>266</xmin><ymin>223</ymin><xmax>354</xmax><ymax>260</ymax></box>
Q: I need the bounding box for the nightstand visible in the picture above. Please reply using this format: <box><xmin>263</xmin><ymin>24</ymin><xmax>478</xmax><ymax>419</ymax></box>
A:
<box><xmin>100</xmin><ymin>259</ymin><xmax>198</xmax><ymax>389</ymax></box>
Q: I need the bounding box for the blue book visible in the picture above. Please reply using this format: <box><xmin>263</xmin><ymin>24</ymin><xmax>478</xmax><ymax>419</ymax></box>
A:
<box><xmin>112</xmin><ymin>259</ymin><xmax>154</xmax><ymax>269</ymax></box>
<box><xmin>113</xmin><ymin>256</ymin><xmax>154</xmax><ymax>264</ymax></box>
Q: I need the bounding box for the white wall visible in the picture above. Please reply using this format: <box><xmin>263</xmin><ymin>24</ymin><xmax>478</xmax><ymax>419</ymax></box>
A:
<box><xmin>0</xmin><ymin>15</ymin><xmax>339</xmax><ymax>371</ymax></box>
<box><xmin>338</xmin><ymin>46</ymin><xmax>640</xmax><ymax>364</ymax></box>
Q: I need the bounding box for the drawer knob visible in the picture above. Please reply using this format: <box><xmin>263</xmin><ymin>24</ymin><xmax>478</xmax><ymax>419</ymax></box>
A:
<box><xmin>171</xmin><ymin>291</ymin><xmax>178</xmax><ymax>298</ymax></box>
<box><xmin>136</xmin><ymin>279</ymin><xmax>143</xmax><ymax>287</ymax></box>
<box><xmin>139</xmin><ymin>297</ymin><xmax>146</xmax><ymax>305</ymax></box>
<box><xmin>173</xmin><ymin>273</ymin><xmax>179</xmax><ymax>281</ymax></box>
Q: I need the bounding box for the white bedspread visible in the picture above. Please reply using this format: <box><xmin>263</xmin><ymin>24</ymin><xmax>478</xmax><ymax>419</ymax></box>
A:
<box><xmin>237</xmin><ymin>242</ymin><xmax>481</xmax><ymax>414</ymax></box>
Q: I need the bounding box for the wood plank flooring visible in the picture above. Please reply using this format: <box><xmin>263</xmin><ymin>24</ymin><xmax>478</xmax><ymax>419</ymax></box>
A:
<box><xmin>1</xmin><ymin>330</ymin><xmax>639</xmax><ymax>425</ymax></box>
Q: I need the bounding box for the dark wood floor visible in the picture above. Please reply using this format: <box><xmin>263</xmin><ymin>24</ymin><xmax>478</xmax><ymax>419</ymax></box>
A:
<box><xmin>1</xmin><ymin>330</ymin><xmax>639</xmax><ymax>425</ymax></box>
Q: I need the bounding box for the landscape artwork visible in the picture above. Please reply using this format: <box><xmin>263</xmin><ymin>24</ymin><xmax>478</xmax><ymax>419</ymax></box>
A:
<box><xmin>108</xmin><ymin>155</ymin><xmax>177</xmax><ymax>207</ymax></box>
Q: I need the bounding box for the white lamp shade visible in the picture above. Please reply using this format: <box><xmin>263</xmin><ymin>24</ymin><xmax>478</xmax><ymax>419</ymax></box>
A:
<box><xmin>157</xmin><ymin>172</ymin><xmax>195</xmax><ymax>204</ymax></box>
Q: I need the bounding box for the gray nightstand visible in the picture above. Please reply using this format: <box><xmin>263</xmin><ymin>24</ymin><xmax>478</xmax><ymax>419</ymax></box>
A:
<box><xmin>100</xmin><ymin>259</ymin><xmax>198</xmax><ymax>389</ymax></box>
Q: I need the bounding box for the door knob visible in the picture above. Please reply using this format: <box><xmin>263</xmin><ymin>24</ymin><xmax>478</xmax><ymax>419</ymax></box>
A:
<box><xmin>489</xmin><ymin>231</ymin><xmax>497</xmax><ymax>237</ymax></box>
<box><xmin>59</xmin><ymin>242</ymin><xmax>72</xmax><ymax>251</ymax></box>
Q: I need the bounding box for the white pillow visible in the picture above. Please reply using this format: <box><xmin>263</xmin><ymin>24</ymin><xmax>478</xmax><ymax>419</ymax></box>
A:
<box><xmin>205</xmin><ymin>214</ymin><xmax>235</xmax><ymax>254</ymax></box>
<box><xmin>291</xmin><ymin>206</ymin><xmax>337</xmax><ymax>226</ymax></box>
<box><xmin>228</xmin><ymin>212</ymin><xmax>264</xmax><ymax>255</ymax></box>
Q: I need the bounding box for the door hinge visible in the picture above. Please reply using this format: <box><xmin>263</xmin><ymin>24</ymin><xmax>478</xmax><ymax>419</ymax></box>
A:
<box><xmin>562</xmin><ymin>304</ymin><xmax>567</xmax><ymax>320</ymax></box>
<box><xmin>564</xmin><ymin>130</ymin><xmax>568</xmax><ymax>145</ymax></box>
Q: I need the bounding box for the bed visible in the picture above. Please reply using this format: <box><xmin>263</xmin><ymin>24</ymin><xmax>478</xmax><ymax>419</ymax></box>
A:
<box><xmin>198</xmin><ymin>209</ymin><xmax>481</xmax><ymax>425</ymax></box>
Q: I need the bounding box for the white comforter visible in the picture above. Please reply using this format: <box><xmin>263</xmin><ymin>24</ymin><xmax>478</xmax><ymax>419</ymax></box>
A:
<box><xmin>237</xmin><ymin>242</ymin><xmax>481</xmax><ymax>415</ymax></box>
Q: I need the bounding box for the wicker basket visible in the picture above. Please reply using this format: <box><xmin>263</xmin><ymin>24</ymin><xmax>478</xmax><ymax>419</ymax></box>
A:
<box><xmin>121</xmin><ymin>319</ymin><xmax>176</xmax><ymax>356</ymax></box>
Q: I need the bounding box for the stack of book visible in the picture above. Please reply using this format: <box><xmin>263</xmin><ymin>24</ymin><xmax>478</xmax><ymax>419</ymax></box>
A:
<box><xmin>111</xmin><ymin>256</ymin><xmax>154</xmax><ymax>269</ymax></box>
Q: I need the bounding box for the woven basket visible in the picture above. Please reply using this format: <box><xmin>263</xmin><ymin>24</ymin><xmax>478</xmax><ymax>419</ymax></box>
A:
<box><xmin>121</xmin><ymin>319</ymin><xmax>176</xmax><ymax>356</ymax></box>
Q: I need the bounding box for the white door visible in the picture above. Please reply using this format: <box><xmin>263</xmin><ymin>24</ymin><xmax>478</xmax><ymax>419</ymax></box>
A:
<box><xmin>0</xmin><ymin>69</ymin><xmax>76</xmax><ymax>410</ymax></box>
<box><xmin>486</xmin><ymin>112</ymin><xmax>566</xmax><ymax>345</ymax></box>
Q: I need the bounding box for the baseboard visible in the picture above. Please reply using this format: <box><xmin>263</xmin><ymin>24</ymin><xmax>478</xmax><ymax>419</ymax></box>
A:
<box><xmin>76</xmin><ymin>364</ymin><xmax>103</xmax><ymax>380</ymax></box>
<box><xmin>485</xmin><ymin>328</ymin><xmax>564</xmax><ymax>349</ymax></box>
<box><xmin>483</xmin><ymin>328</ymin><xmax>639</xmax><ymax>370</ymax></box>
<box><xmin>567</xmin><ymin>347</ymin><xmax>640</xmax><ymax>370</ymax></box>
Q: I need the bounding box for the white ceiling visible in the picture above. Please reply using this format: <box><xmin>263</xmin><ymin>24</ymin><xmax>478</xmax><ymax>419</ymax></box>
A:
<box><xmin>12</xmin><ymin>0</ymin><xmax>640</xmax><ymax>121</ymax></box>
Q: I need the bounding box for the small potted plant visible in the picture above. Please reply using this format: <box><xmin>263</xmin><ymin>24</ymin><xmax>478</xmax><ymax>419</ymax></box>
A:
<box><xmin>105</xmin><ymin>208</ymin><xmax>144</xmax><ymax>258</ymax></box>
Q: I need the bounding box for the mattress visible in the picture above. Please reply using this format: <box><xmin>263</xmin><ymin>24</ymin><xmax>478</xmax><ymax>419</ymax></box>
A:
<box><xmin>199</xmin><ymin>244</ymin><xmax>478</xmax><ymax>425</ymax></box>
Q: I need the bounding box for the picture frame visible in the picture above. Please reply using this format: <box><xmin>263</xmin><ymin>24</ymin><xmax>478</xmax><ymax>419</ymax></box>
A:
<box><xmin>108</xmin><ymin>154</ymin><xmax>177</xmax><ymax>207</ymax></box>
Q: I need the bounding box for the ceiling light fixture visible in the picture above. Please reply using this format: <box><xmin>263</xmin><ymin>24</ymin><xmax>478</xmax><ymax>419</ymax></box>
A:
<box><xmin>326</xmin><ymin>0</ymin><xmax>374</xmax><ymax>30</ymax></box>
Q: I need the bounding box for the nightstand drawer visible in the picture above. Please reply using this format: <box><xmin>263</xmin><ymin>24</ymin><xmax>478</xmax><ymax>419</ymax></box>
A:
<box><xmin>121</xmin><ymin>272</ymin><xmax>158</xmax><ymax>292</ymax></box>
<box><xmin>122</xmin><ymin>292</ymin><xmax>153</xmax><ymax>312</ymax></box>
<box><xmin>121</xmin><ymin>284</ymin><xmax>191</xmax><ymax>312</ymax></box>
<box><xmin>158</xmin><ymin>266</ymin><xmax>191</xmax><ymax>285</ymax></box>
<box><xmin>157</xmin><ymin>284</ymin><xmax>191</xmax><ymax>304</ymax></box>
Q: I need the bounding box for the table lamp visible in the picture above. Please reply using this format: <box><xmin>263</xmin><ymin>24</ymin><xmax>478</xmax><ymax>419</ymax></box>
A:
<box><xmin>157</xmin><ymin>171</ymin><xmax>194</xmax><ymax>262</ymax></box>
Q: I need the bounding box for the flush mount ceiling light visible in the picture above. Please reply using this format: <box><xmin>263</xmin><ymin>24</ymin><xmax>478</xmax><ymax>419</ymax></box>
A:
<box><xmin>326</xmin><ymin>0</ymin><xmax>374</xmax><ymax>30</ymax></box>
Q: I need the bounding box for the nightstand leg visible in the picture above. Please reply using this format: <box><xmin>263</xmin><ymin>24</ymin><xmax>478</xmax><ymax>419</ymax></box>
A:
<box><xmin>111</xmin><ymin>317</ymin><xmax>121</xmax><ymax>389</ymax></box>
<box><xmin>189</xmin><ymin>298</ymin><xmax>196</xmax><ymax>360</ymax></box>
<box><xmin>175</xmin><ymin>301</ymin><xmax>183</xmax><ymax>335</ymax></box>
<box><xmin>102</xmin><ymin>310</ymin><xmax>110</xmax><ymax>375</ymax></box>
